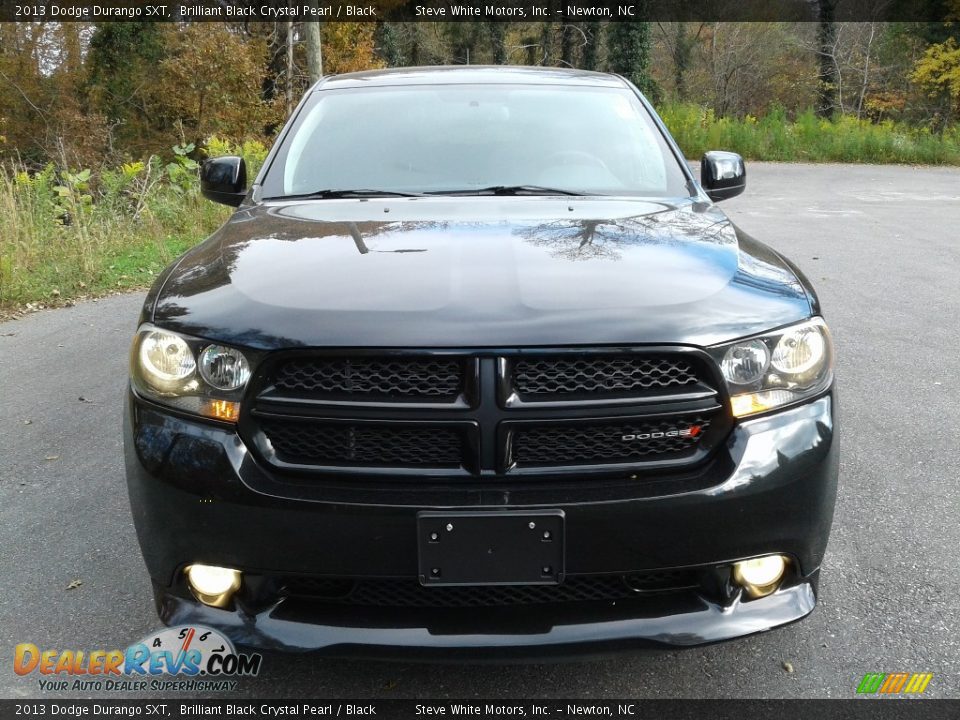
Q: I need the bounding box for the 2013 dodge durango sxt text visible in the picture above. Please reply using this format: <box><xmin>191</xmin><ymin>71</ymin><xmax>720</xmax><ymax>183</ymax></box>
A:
<box><xmin>123</xmin><ymin>66</ymin><xmax>838</xmax><ymax>657</ymax></box>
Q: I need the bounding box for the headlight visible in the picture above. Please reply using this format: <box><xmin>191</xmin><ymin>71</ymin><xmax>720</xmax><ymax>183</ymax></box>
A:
<box><xmin>720</xmin><ymin>339</ymin><xmax>769</xmax><ymax>385</ymax></box>
<box><xmin>138</xmin><ymin>331</ymin><xmax>196</xmax><ymax>392</ymax></box>
<box><xmin>129</xmin><ymin>326</ymin><xmax>257</xmax><ymax>422</ymax></box>
<box><xmin>710</xmin><ymin>317</ymin><xmax>833</xmax><ymax>418</ymax></box>
<box><xmin>199</xmin><ymin>345</ymin><xmax>251</xmax><ymax>390</ymax></box>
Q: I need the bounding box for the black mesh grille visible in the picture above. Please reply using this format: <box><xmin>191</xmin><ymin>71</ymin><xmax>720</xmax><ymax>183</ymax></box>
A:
<box><xmin>283</xmin><ymin>571</ymin><xmax>699</xmax><ymax>607</ymax></box>
<box><xmin>261</xmin><ymin>420</ymin><xmax>465</xmax><ymax>467</ymax></box>
<box><xmin>512</xmin><ymin>355</ymin><xmax>699</xmax><ymax>399</ymax></box>
<box><xmin>248</xmin><ymin>350</ymin><xmax>723</xmax><ymax>476</ymax></box>
<box><xmin>271</xmin><ymin>357</ymin><xmax>463</xmax><ymax>401</ymax></box>
<box><xmin>512</xmin><ymin>416</ymin><xmax>710</xmax><ymax>467</ymax></box>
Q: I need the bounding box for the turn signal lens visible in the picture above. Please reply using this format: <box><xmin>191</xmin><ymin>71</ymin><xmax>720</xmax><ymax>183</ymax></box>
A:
<box><xmin>730</xmin><ymin>389</ymin><xmax>796</xmax><ymax>417</ymax></box>
<box><xmin>202</xmin><ymin>399</ymin><xmax>240</xmax><ymax>422</ymax></box>
<box><xmin>732</xmin><ymin>555</ymin><xmax>788</xmax><ymax>599</ymax></box>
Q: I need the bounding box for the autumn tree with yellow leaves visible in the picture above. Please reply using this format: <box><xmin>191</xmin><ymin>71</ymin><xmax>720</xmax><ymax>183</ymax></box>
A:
<box><xmin>911</xmin><ymin>1</ymin><xmax>960</xmax><ymax>125</ymax></box>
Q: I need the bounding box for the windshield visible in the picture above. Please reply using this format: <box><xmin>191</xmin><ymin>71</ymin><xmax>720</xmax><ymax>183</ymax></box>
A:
<box><xmin>260</xmin><ymin>84</ymin><xmax>692</xmax><ymax>199</ymax></box>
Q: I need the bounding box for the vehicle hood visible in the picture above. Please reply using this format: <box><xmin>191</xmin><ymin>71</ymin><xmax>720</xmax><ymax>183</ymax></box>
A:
<box><xmin>150</xmin><ymin>197</ymin><xmax>813</xmax><ymax>349</ymax></box>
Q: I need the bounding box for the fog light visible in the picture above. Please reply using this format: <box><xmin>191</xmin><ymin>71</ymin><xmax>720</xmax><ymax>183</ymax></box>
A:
<box><xmin>732</xmin><ymin>555</ymin><xmax>787</xmax><ymax>599</ymax></box>
<box><xmin>185</xmin><ymin>564</ymin><xmax>241</xmax><ymax>608</ymax></box>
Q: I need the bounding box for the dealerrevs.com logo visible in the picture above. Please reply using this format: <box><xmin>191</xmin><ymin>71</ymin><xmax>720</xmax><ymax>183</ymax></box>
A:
<box><xmin>14</xmin><ymin>626</ymin><xmax>262</xmax><ymax>692</ymax></box>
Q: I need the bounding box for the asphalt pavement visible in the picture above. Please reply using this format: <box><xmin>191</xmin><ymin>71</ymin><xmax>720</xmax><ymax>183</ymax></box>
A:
<box><xmin>1</xmin><ymin>163</ymin><xmax>959</xmax><ymax>699</ymax></box>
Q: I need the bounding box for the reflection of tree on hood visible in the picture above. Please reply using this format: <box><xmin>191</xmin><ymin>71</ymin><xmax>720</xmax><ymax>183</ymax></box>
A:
<box><xmin>346</xmin><ymin>221</ymin><xmax>451</xmax><ymax>255</ymax></box>
<box><xmin>514</xmin><ymin>207</ymin><xmax>736</xmax><ymax>262</ymax></box>
<box><xmin>516</xmin><ymin>219</ymin><xmax>628</xmax><ymax>261</ymax></box>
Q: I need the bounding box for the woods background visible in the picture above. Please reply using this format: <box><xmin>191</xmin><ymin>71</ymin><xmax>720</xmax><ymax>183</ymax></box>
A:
<box><xmin>2</xmin><ymin>17</ymin><xmax>960</xmax><ymax>167</ymax></box>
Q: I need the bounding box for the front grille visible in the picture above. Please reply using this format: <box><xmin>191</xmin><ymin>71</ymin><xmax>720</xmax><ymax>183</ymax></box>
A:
<box><xmin>272</xmin><ymin>356</ymin><xmax>463</xmax><ymax>401</ymax></box>
<box><xmin>283</xmin><ymin>571</ymin><xmax>699</xmax><ymax>607</ymax></box>
<box><xmin>511</xmin><ymin>416</ymin><xmax>710</xmax><ymax>467</ymax></box>
<box><xmin>512</xmin><ymin>354</ymin><xmax>698</xmax><ymax>400</ymax></box>
<box><xmin>246</xmin><ymin>349</ymin><xmax>724</xmax><ymax>477</ymax></box>
<box><xmin>261</xmin><ymin>420</ymin><xmax>465</xmax><ymax>468</ymax></box>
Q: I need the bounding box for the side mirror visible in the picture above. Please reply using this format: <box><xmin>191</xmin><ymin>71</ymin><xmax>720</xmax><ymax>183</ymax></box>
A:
<box><xmin>701</xmin><ymin>151</ymin><xmax>745</xmax><ymax>202</ymax></box>
<box><xmin>200</xmin><ymin>156</ymin><xmax>247</xmax><ymax>207</ymax></box>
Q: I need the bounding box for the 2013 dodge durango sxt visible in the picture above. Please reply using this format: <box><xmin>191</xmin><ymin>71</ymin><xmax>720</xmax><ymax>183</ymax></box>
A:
<box><xmin>124</xmin><ymin>66</ymin><xmax>838</xmax><ymax>657</ymax></box>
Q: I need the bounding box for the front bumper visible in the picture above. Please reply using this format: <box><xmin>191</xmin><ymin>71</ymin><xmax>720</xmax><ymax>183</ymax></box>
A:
<box><xmin>124</xmin><ymin>392</ymin><xmax>838</xmax><ymax>657</ymax></box>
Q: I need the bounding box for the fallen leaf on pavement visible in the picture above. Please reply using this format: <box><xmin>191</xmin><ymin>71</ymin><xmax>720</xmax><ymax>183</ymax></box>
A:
<box><xmin>66</xmin><ymin>580</ymin><xmax>83</xmax><ymax>590</ymax></box>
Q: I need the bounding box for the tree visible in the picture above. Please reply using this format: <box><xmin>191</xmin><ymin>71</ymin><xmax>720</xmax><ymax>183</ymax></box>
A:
<box><xmin>560</xmin><ymin>9</ymin><xmax>575</xmax><ymax>66</ymax></box>
<box><xmin>304</xmin><ymin>9</ymin><xmax>323</xmax><ymax>82</ymax></box>
<box><xmin>539</xmin><ymin>19</ymin><xmax>556</xmax><ymax>65</ymax></box>
<box><xmin>656</xmin><ymin>22</ymin><xmax>705</xmax><ymax>101</ymax></box>
<box><xmin>816</xmin><ymin>0</ymin><xmax>839</xmax><ymax>118</ymax></box>
<box><xmin>606</xmin><ymin>16</ymin><xmax>656</xmax><ymax>96</ymax></box>
<box><xmin>445</xmin><ymin>22</ymin><xmax>483</xmax><ymax>64</ymax></box>
<box><xmin>0</xmin><ymin>23</ymin><xmax>52</xmax><ymax>163</ymax></box>
<box><xmin>912</xmin><ymin>38</ymin><xmax>960</xmax><ymax>122</ymax></box>
<box><xmin>487</xmin><ymin>22</ymin><xmax>508</xmax><ymax>64</ymax></box>
<box><xmin>376</xmin><ymin>22</ymin><xmax>407</xmax><ymax>66</ymax></box>
<box><xmin>901</xmin><ymin>1</ymin><xmax>960</xmax><ymax>126</ymax></box>
<box><xmin>86</xmin><ymin>23</ymin><xmax>168</xmax><ymax>152</ymax></box>
<box><xmin>697</xmin><ymin>22</ymin><xmax>812</xmax><ymax>118</ymax></box>
<box><xmin>146</xmin><ymin>24</ymin><xmax>272</xmax><ymax>146</ymax></box>
<box><xmin>580</xmin><ymin>22</ymin><xmax>602</xmax><ymax>71</ymax></box>
<box><xmin>322</xmin><ymin>23</ymin><xmax>384</xmax><ymax>72</ymax></box>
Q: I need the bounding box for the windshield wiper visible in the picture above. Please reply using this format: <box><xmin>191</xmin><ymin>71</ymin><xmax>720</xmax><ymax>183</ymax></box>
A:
<box><xmin>268</xmin><ymin>189</ymin><xmax>428</xmax><ymax>200</ymax></box>
<box><xmin>425</xmin><ymin>185</ymin><xmax>588</xmax><ymax>197</ymax></box>
<box><xmin>269</xmin><ymin>185</ymin><xmax>589</xmax><ymax>200</ymax></box>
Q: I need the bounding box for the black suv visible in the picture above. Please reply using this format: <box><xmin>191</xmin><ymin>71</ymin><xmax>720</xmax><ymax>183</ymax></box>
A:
<box><xmin>124</xmin><ymin>67</ymin><xmax>837</xmax><ymax>657</ymax></box>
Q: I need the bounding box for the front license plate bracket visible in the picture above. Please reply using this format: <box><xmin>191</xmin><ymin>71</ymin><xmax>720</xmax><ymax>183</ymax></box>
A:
<box><xmin>417</xmin><ymin>510</ymin><xmax>565</xmax><ymax>586</ymax></box>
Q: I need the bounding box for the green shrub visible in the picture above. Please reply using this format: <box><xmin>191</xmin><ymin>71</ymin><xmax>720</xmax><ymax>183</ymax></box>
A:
<box><xmin>0</xmin><ymin>147</ymin><xmax>230</xmax><ymax>309</ymax></box>
<box><xmin>0</xmin><ymin>135</ymin><xmax>285</xmax><ymax>309</ymax></box>
<box><xmin>658</xmin><ymin>103</ymin><xmax>960</xmax><ymax>165</ymax></box>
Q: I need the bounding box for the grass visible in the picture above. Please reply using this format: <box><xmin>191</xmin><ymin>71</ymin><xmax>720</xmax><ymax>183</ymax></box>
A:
<box><xmin>659</xmin><ymin>104</ymin><xmax>960</xmax><ymax>164</ymax></box>
<box><xmin>0</xmin><ymin>138</ymin><xmax>266</xmax><ymax>315</ymax></box>
<box><xmin>0</xmin><ymin>168</ymin><xmax>227</xmax><ymax>312</ymax></box>
<box><xmin>1</xmin><ymin>114</ymin><xmax>958</xmax><ymax>314</ymax></box>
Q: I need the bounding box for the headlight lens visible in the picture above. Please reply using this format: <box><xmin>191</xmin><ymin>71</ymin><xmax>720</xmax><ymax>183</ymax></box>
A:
<box><xmin>138</xmin><ymin>331</ymin><xmax>196</xmax><ymax>391</ymax></box>
<box><xmin>771</xmin><ymin>323</ymin><xmax>827</xmax><ymax>377</ymax></box>
<box><xmin>710</xmin><ymin>317</ymin><xmax>833</xmax><ymax>418</ymax></box>
<box><xmin>199</xmin><ymin>345</ymin><xmax>251</xmax><ymax>390</ymax></box>
<box><xmin>129</xmin><ymin>325</ymin><xmax>256</xmax><ymax>422</ymax></box>
<box><xmin>720</xmin><ymin>339</ymin><xmax>769</xmax><ymax>385</ymax></box>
